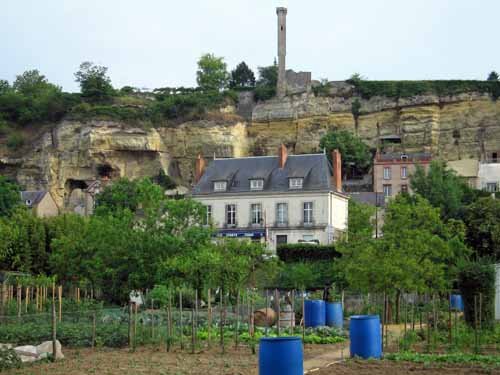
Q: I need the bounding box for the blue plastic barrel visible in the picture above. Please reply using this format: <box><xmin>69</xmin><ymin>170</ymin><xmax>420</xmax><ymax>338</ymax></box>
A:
<box><xmin>349</xmin><ymin>315</ymin><xmax>382</xmax><ymax>359</ymax></box>
<box><xmin>450</xmin><ymin>294</ymin><xmax>464</xmax><ymax>311</ymax></box>
<box><xmin>304</xmin><ymin>300</ymin><xmax>326</xmax><ymax>327</ymax></box>
<box><xmin>326</xmin><ymin>302</ymin><xmax>343</xmax><ymax>328</ymax></box>
<box><xmin>259</xmin><ymin>337</ymin><xmax>303</xmax><ymax>375</ymax></box>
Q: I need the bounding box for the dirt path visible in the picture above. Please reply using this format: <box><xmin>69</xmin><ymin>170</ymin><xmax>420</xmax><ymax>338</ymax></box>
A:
<box><xmin>304</xmin><ymin>343</ymin><xmax>350</xmax><ymax>373</ymax></box>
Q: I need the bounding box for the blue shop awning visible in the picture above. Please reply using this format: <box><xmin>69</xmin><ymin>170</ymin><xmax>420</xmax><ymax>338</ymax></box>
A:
<box><xmin>217</xmin><ymin>229</ymin><xmax>265</xmax><ymax>239</ymax></box>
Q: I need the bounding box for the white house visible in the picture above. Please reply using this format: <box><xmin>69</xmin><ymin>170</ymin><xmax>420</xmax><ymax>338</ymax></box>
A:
<box><xmin>191</xmin><ymin>145</ymin><xmax>349</xmax><ymax>252</ymax></box>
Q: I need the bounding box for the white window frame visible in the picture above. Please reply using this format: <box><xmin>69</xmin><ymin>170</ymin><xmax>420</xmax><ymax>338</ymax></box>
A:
<box><xmin>401</xmin><ymin>166</ymin><xmax>408</xmax><ymax>179</ymax></box>
<box><xmin>289</xmin><ymin>178</ymin><xmax>303</xmax><ymax>189</ymax></box>
<box><xmin>486</xmin><ymin>182</ymin><xmax>498</xmax><ymax>193</ymax></box>
<box><xmin>250</xmin><ymin>179</ymin><xmax>264</xmax><ymax>191</ymax></box>
<box><xmin>226</xmin><ymin>204</ymin><xmax>237</xmax><ymax>226</ymax></box>
<box><xmin>250</xmin><ymin>203</ymin><xmax>262</xmax><ymax>225</ymax></box>
<box><xmin>276</xmin><ymin>202</ymin><xmax>288</xmax><ymax>225</ymax></box>
<box><xmin>383</xmin><ymin>184</ymin><xmax>392</xmax><ymax>197</ymax></box>
<box><xmin>383</xmin><ymin>167</ymin><xmax>391</xmax><ymax>180</ymax></box>
<box><xmin>303</xmin><ymin>202</ymin><xmax>313</xmax><ymax>225</ymax></box>
<box><xmin>214</xmin><ymin>181</ymin><xmax>227</xmax><ymax>192</ymax></box>
<box><xmin>205</xmin><ymin>205</ymin><xmax>212</xmax><ymax>224</ymax></box>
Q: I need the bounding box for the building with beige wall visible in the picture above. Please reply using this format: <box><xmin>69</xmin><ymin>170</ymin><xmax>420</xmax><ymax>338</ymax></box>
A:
<box><xmin>21</xmin><ymin>191</ymin><xmax>59</xmax><ymax>218</ymax></box>
<box><xmin>373</xmin><ymin>152</ymin><xmax>431</xmax><ymax>198</ymax></box>
<box><xmin>191</xmin><ymin>146</ymin><xmax>348</xmax><ymax>252</ymax></box>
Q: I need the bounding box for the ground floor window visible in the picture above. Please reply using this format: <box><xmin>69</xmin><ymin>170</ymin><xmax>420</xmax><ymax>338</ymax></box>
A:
<box><xmin>383</xmin><ymin>184</ymin><xmax>392</xmax><ymax>197</ymax></box>
<box><xmin>226</xmin><ymin>204</ymin><xmax>236</xmax><ymax>225</ymax></box>
<box><xmin>276</xmin><ymin>235</ymin><xmax>288</xmax><ymax>245</ymax></box>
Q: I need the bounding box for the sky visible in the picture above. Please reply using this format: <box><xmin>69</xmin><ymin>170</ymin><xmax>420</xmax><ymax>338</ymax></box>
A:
<box><xmin>2</xmin><ymin>0</ymin><xmax>499</xmax><ymax>92</ymax></box>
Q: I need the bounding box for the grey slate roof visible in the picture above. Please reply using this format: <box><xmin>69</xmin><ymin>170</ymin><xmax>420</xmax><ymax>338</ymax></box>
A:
<box><xmin>347</xmin><ymin>192</ymin><xmax>386</xmax><ymax>207</ymax></box>
<box><xmin>20</xmin><ymin>191</ymin><xmax>47</xmax><ymax>206</ymax></box>
<box><xmin>192</xmin><ymin>154</ymin><xmax>332</xmax><ymax>195</ymax></box>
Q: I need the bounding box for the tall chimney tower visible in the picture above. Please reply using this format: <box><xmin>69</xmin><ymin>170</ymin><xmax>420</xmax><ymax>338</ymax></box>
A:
<box><xmin>276</xmin><ymin>7</ymin><xmax>287</xmax><ymax>98</ymax></box>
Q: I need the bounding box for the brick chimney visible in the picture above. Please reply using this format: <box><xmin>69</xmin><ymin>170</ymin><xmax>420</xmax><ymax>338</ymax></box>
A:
<box><xmin>195</xmin><ymin>153</ymin><xmax>206</xmax><ymax>183</ymax></box>
<box><xmin>331</xmin><ymin>149</ymin><xmax>342</xmax><ymax>192</ymax></box>
<box><xmin>278</xmin><ymin>144</ymin><xmax>288</xmax><ymax>168</ymax></box>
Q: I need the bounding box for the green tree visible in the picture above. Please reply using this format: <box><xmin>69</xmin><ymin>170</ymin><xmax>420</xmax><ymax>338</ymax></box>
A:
<box><xmin>229</xmin><ymin>61</ymin><xmax>256</xmax><ymax>90</ymax></box>
<box><xmin>410</xmin><ymin>160</ymin><xmax>476</xmax><ymax>220</ymax></box>
<box><xmin>319</xmin><ymin>130</ymin><xmax>372</xmax><ymax>178</ymax></box>
<box><xmin>75</xmin><ymin>62</ymin><xmax>115</xmax><ymax>103</ymax></box>
<box><xmin>0</xmin><ymin>176</ymin><xmax>21</xmax><ymax>217</ymax></box>
<box><xmin>196</xmin><ymin>53</ymin><xmax>229</xmax><ymax>92</ymax></box>
<box><xmin>95</xmin><ymin>177</ymin><xmax>163</xmax><ymax>215</ymax></box>
<box><xmin>254</xmin><ymin>63</ymin><xmax>277</xmax><ymax>101</ymax></box>
<box><xmin>339</xmin><ymin>195</ymin><xmax>469</xmax><ymax>294</ymax></box>
<box><xmin>13</xmin><ymin>70</ymin><xmax>54</xmax><ymax>96</ymax></box>
<box><xmin>346</xmin><ymin>200</ymin><xmax>374</xmax><ymax>242</ymax></box>
<box><xmin>487</xmin><ymin>71</ymin><xmax>499</xmax><ymax>81</ymax></box>
<box><xmin>463</xmin><ymin>197</ymin><xmax>500</xmax><ymax>260</ymax></box>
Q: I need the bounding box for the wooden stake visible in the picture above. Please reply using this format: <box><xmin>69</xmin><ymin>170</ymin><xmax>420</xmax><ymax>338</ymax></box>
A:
<box><xmin>264</xmin><ymin>289</ymin><xmax>269</xmax><ymax>336</ymax></box>
<box><xmin>92</xmin><ymin>311</ymin><xmax>96</xmax><ymax>349</ymax></box>
<box><xmin>235</xmin><ymin>290</ymin><xmax>239</xmax><ymax>348</ymax></box>
<box><xmin>220</xmin><ymin>288</ymin><xmax>224</xmax><ymax>352</ymax></box>
<box><xmin>166</xmin><ymin>294</ymin><xmax>172</xmax><ymax>352</ymax></box>
<box><xmin>179</xmin><ymin>290</ymin><xmax>184</xmax><ymax>350</ymax></box>
<box><xmin>191</xmin><ymin>308</ymin><xmax>195</xmax><ymax>354</ymax></box>
<box><xmin>51</xmin><ymin>284</ymin><xmax>57</xmax><ymax>362</ymax></box>
<box><xmin>58</xmin><ymin>286</ymin><xmax>62</xmax><ymax>322</ymax></box>
<box><xmin>276</xmin><ymin>289</ymin><xmax>280</xmax><ymax>336</ymax></box>
<box><xmin>207</xmin><ymin>288</ymin><xmax>212</xmax><ymax>348</ymax></box>
<box><xmin>291</xmin><ymin>290</ymin><xmax>295</xmax><ymax>333</ymax></box>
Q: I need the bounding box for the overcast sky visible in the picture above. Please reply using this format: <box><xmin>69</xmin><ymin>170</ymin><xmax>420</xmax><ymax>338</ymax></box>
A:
<box><xmin>2</xmin><ymin>0</ymin><xmax>499</xmax><ymax>92</ymax></box>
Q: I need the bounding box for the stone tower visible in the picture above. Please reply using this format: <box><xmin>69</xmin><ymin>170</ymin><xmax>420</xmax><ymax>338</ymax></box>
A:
<box><xmin>276</xmin><ymin>7</ymin><xmax>287</xmax><ymax>98</ymax></box>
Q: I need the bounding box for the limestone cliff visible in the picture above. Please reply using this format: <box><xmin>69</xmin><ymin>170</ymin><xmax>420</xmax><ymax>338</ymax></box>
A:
<box><xmin>1</xmin><ymin>91</ymin><xmax>499</xmax><ymax>210</ymax></box>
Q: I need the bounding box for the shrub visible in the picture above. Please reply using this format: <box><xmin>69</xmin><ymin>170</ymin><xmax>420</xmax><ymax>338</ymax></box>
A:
<box><xmin>277</xmin><ymin>243</ymin><xmax>340</xmax><ymax>262</ymax></box>
<box><xmin>6</xmin><ymin>132</ymin><xmax>24</xmax><ymax>149</ymax></box>
<box><xmin>0</xmin><ymin>348</ymin><xmax>21</xmax><ymax>371</ymax></box>
<box><xmin>457</xmin><ymin>259</ymin><xmax>496</xmax><ymax>328</ymax></box>
<box><xmin>347</xmin><ymin>79</ymin><xmax>500</xmax><ymax>100</ymax></box>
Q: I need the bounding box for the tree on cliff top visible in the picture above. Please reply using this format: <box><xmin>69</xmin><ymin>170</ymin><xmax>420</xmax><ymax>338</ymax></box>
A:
<box><xmin>319</xmin><ymin>130</ymin><xmax>372</xmax><ymax>178</ymax></box>
<box><xmin>229</xmin><ymin>61</ymin><xmax>255</xmax><ymax>90</ymax></box>
<box><xmin>75</xmin><ymin>62</ymin><xmax>115</xmax><ymax>103</ymax></box>
<box><xmin>487</xmin><ymin>71</ymin><xmax>499</xmax><ymax>81</ymax></box>
<box><xmin>196</xmin><ymin>53</ymin><xmax>229</xmax><ymax>92</ymax></box>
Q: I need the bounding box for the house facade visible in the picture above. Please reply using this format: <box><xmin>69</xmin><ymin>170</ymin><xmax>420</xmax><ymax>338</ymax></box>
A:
<box><xmin>191</xmin><ymin>146</ymin><xmax>349</xmax><ymax>252</ymax></box>
<box><xmin>373</xmin><ymin>152</ymin><xmax>431</xmax><ymax>198</ymax></box>
<box><xmin>21</xmin><ymin>191</ymin><xmax>59</xmax><ymax>218</ymax></box>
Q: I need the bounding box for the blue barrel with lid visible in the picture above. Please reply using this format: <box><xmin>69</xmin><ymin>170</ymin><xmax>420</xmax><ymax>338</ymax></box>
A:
<box><xmin>304</xmin><ymin>300</ymin><xmax>326</xmax><ymax>327</ymax></box>
<box><xmin>259</xmin><ymin>336</ymin><xmax>303</xmax><ymax>375</ymax></box>
<box><xmin>326</xmin><ymin>302</ymin><xmax>343</xmax><ymax>328</ymax></box>
<box><xmin>349</xmin><ymin>315</ymin><xmax>382</xmax><ymax>359</ymax></box>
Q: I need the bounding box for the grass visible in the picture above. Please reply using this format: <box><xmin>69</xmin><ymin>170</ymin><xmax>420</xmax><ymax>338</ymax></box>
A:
<box><xmin>385</xmin><ymin>352</ymin><xmax>500</xmax><ymax>368</ymax></box>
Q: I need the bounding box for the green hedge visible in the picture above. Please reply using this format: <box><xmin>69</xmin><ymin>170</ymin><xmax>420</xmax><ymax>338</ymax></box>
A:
<box><xmin>277</xmin><ymin>243</ymin><xmax>340</xmax><ymax>262</ymax></box>
<box><xmin>348</xmin><ymin>79</ymin><xmax>500</xmax><ymax>100</ymax></box>
<box><xmin>457</xmin><ymin>259</ymin><xmax>496</xmax><ymax>328</ymax></box>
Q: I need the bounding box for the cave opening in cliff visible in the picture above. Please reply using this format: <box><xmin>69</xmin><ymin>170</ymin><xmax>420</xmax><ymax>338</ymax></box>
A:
<box><xmin>97</xmin><ymin>164</ymin><xmax>117</xmax><ymax>179</ymax></box>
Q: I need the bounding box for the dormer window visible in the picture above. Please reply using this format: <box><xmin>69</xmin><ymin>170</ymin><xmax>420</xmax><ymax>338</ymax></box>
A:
<box><xmin>25</xmin><ymin>199</ymin><xmax>32</xmax><ymax>206</ymax></box>
<box><xmin>250</xmin><ymin>179</ymin><xmax>264</xmax><ymax>190</ymax></box>
<box><xmin>401</xmin><ymin>154</ymin><xmax>408</xmax><ymax>161</ymax></box>
<box><xmin>289</xmin><ymin>178</ymin><xmax>303</xmax><ymax>189</ymax></box>
<box><xmin>214</xmin><ymin>181</ymin><xmax>227</xmax><ymax>192</ymax></box>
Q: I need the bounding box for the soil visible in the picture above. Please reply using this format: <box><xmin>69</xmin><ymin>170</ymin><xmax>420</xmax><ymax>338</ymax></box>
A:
<box><xmin>3</xmin><ymin>344</ymin><xmax>339</xmax><ymax>375</ymax></box>
<box><xmin>4</xmin><ymin>344</ymin><xmax>498</xmax><ymax>375</ymax></box>
<box><xmin>316</xmin><ymin>360</ymin><xmax>500</xmax><ymax>375</ymax></box>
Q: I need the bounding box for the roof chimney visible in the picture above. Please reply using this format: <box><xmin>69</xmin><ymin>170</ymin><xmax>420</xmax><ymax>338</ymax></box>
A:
<box><xmin>195</xmin><ymin>153</ymin><xmax>206</xmax><ymax>183</ymax></box>
<box><xmin>278</xmin><ymin>144</ymin><xmax>288</xmax><ymax>168</ymax></box>
<box><xmin>331</xmin><ymin>149</ymin><xmax>342</xmax><ymax>192</ymax></box>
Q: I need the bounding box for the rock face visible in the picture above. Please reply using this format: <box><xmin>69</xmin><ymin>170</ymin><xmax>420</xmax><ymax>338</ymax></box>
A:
<box><xmin>1</xmin><ymin>92</ymin><xmax>499</xmax><ymax>210</ymax></box>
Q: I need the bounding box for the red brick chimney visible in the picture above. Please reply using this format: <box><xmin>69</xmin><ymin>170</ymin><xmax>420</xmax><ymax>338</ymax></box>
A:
<box><xmin>331</xmin><ymin>149</ymin><xmax>342</xmax><ymax>192</ymax></box>
<box><xmin>195</xmin><ymin>153</ymin><xmax>206</xmax><ymax>183</ymax></box>
<box><xmin>278</xmin><ymin>144</ymin><xmax>288</xmax><ymax>169</ymax></box>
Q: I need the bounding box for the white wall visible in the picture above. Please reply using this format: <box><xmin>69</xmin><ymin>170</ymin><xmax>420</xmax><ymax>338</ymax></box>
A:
<box><xmin>478</xmin><ymin>163</ymin><xmax>500</xmax><ymax>191</ymax></box>
<box><xmin>194</xmin><ymin>190</ymin><xmax>348</xmax><ymax>251</ymax></box>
